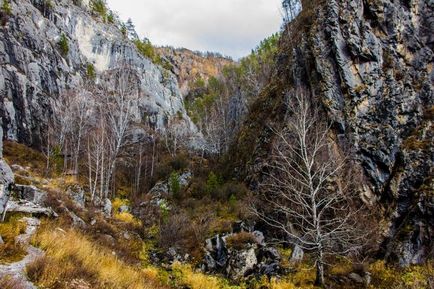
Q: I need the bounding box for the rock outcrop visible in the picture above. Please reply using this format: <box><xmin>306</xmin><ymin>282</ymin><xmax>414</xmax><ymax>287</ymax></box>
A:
<box><xmin>158</xmin><ymin>47</ymin><xmax>233</xmax><ymax>96</ymax></box>
<box><xmin>232</xmin><ymin>0</ymin><xmax>433</xmax><ymax>266</ymax></box>
<box><xmin>0</xmin><ymin>118</ymin><xmax>13</xmax><ymax>218</ymax></box>
<box><xmin>202</xmin><ymin>222</ymin><xmax>282</xmax><ymax>280</ymax></box>
<box><xmin>0</xmin><ymin>0</ymin><xmax>196</xmax><ymax>147</ymax></box>
<box><xmin>0</xmin><ymin>217</ymin><xmax>43</xmax><ymax>289</ymax></box>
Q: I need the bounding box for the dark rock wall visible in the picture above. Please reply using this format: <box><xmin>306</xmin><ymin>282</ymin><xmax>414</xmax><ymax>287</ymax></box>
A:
<box><xmin>231</xmin><ymin>0</ymin><xmax>433</xmax><ymax>265</ymax></box>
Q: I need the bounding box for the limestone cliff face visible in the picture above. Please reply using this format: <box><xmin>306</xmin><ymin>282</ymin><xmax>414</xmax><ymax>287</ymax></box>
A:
<box><xmin>0</xmin><ymin>0</ymin><xmax>195</xmax><ymax>147</ymax></box>
<box><xmin>0</xmin><ymin>120</ymin><xmax>14</xmax><ymax>217</ymax></box>
<box><xmin>232</xmin><ymin>0</ymin><xmax>433</xmax><ymax>265</ymax></box>
<box><xmin>158</xmin><ymin>47</ymin><xmax>233</xmax><ymax>96</ymax></box>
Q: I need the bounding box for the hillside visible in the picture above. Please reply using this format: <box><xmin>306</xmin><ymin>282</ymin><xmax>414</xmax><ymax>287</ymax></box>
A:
<box><xmin>231</xmin><ymin>0</ymin><xmax>433</xmax><ymax>266</ymax></box>
<box><xmin>158</xmin><ymin>47</ymin><xmax>233</xmax><ymax>96</ymax></box>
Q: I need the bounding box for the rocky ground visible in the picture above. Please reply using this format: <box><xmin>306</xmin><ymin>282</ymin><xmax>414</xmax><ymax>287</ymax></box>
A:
<box><xmin>0</xmin><ymin>217</ymin><xmax>42</xmax><ymax>289</ymax></box>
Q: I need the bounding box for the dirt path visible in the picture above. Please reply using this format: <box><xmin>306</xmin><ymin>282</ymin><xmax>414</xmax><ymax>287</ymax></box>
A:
<box><xmin>0</xmin><ymin>217</ymin><xmax>43</xmax><ymax>289</ymax></box>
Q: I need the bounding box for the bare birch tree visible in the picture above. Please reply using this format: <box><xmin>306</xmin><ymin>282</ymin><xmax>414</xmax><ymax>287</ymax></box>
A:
<box><xmin>253</xmin><ymin>89</ymin><xmax>365</xmax><ymax>286</ymax></box>
<box><xmin>95</xmin><ymin>66</ymin><xmax>139</xmax><ymax>198</ymax></box>
<box><xmin>163</xmin><ymin>116</ymin><xmax>192</xmax><ymax>157</ymax></box>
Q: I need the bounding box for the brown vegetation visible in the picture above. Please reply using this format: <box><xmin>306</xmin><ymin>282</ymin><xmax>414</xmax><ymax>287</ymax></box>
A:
<box><xmin>226</xmin><ymin>232</ymin><xmax>257</xmax><ymax>250</ymax></box>
<box><xmin>27</xmin><ymin>223</ymin><xmax>168</xmax><ymax>289</ymax></box>
<box><xmin>0</xmin><ymin>214</ymin><xmax>27</xmax><ymax>264</ymax></box>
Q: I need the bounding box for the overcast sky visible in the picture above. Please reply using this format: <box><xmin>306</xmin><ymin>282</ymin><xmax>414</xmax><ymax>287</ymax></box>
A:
<box><xmin>106</xmin><ymin>0</ymin><xmax>283</xmax><ymax>59</ymax></box>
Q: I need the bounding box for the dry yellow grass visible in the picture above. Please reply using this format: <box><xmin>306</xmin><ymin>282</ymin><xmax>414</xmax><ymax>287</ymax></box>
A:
<box><xmin>0</xmin><ymin>214</ymin><xmax>27</xmax><ymax>264</ymax></box>
<box><xmin>27</xmin><ymin>223</ymin><xmax>167</xmax><ymax>289</ymax></box>
<box><xmin>172</xmin><ymin>262</ymin><xmax>230</xmax><ymax>289</ymax></box>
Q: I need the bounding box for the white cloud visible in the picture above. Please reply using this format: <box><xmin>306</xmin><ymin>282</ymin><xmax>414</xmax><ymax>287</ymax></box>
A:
<box><xmin>106</xmin><ymin>0</ymin><xmax>283</xmax><ymax>59</ymax></box>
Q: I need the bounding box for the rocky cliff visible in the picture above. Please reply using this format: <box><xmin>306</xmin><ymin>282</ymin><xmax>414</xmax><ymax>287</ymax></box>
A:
<box><xmin>231</xmin><ymin>0</ymin><xmax>433</xmax><ymax>265</ymax></box>
<box><xmin>0</xmin><ymin>0</ymin><xmax>195</xmax><ymax>148</ymax></box>
<box><xmin>158</xmin><ymin>47</ymin><xmax>233</xmax><ymax>96</ymax></box>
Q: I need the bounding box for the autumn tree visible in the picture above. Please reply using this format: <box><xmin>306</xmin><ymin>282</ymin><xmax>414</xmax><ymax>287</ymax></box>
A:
<box><xmin>254</xmin><ymin>89</ymin><xmax>366</xmax><ymax>286</ymax></box>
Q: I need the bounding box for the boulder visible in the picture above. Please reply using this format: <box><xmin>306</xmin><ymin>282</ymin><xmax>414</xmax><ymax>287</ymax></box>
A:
<box><xmin>258</xmin><ymin>247</ymin><xmax>280</xmax><ymax>263</ymax></box>
<box><xmin>232</xmin><ymin>221</ymin><xmax>254</xmax><ymax>233</ymax></box>
<box><xmin>205</xmin><ymin>235</ymin><xmax>228</xmax><ymax>270</ymax></box>
<box><xmin>5</xmin><ymin>200</ymin><xmax>57</xmax><ymax>218</ymax></box>
<box><xmin>67</xmin><ymin>185</ymin><xmax>85</xmax><ymax>208</ymax></box>
<box><xmin>252</xmin><ymin>231</ymin><xmax>265</xmax><ymax>245</ymax></box>
<box><xmin>123</xmin><ymin>232</ymin><xmax>131</xmax><ymax>240</ymax></box>
<box><xmin>202</xmin><ymin>230</ymin><xmax>281</xmax><ymax>279</ymax></box>
<box><xmin>290</xmin><ymin>245</ymin><xmax>304</xmax><ymax>263</ymax></box>
<box><xmin>148</xmin><ymin>170</ymin><xmax>192</xmax><ymax>201</ymax></box>
<box><xmin>102</xmin><ymin>198</ymin><xmax>112</xmax><ymax>217</ymax></box>
<box><xmin>148</xmin><ymin>181</ymin><xmax>169</xmax><ymax>200</ymax></box>
<box><xmin>256</xmin><ymin>247</ymin><xmax>281</xmax><ymax>277</ymax></box>
<box><xmin>0</xmin><ymin>159</ymin><xmax>14</xmax><ymax>219</ymax></box>
<box><xmin>65</xmin><ymin>208</ymin><xmax>86</xmax><ymax>228</ymax></box>
<box><xmin>166</xmin><ymin>247</ymin><xmax>189</xmax><ymax>263</ymax></box>
<box><xmin>118</xmin><ymin>205</ymin><xmax>130</xmax><ymax>213</ymax></box>
<box><xmin>226</xmin><ymin>247</ymin><xmax>257</xmax><ymax>280</ymax></box>
<box><xmin>14</xmin><ymin>185</ymin><xmax>47</xmax><ymax>205</ymax></box>
<box><xmin>348</xmin><ymin>272</ymin><xmax>364</xmax><ymax>284</ymax></box>
<box><xmin>10</xmin><ymin>164</ymin><xmax>25</xmax><ymax>172</ymax></box>
<box><xmin>178</xmin><ymin>171</ymin><xmax>192</xmax><ymax>186</ymax></box>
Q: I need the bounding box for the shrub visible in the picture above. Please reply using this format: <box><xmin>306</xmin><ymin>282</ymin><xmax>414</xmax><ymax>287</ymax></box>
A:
<box><xmin>134</xmin><ymin>38</ymin><xmax>163</xmax><ymax>65</ymax></box>
<box><xmin>228</xmin><ymin>194</ymin><xmax>237</xmax><ymax>210</ymax></box>
<box><xmin>225</xmin><ymin>232</ymin><xmax>257</xmax><ymax>250</ymax></box>
<box><xmin>169</xmin><ymin>172</ymin><xmax>181</xmax><ymax>199</ymax></box>
<box><xmin>214</xmin><ymin>181</ymin><xmax>249</xmax><ymax>201</ymax></box>
<box><xmin>169</xmin><ymin>154</ymin><xmax>189</xmax><ymax>171</ymax></box>
<box><xmin>189</xmin><ymin>178</ymin><xmax>207</xmax><ymax>199</ymax></box>
<box><xmin>154</xmin><ymin>154</ymin><xmax>188</xmax><ymax>182</ymax></box>
<box><xmin>58</xmin><ymin>33</ymin><xmax>69</xmax><ymax>57</ymax></box>
<box><xmin>112</xmin><ymin>198</ymin><xmax>141</xmax><ymax>226</ymax></box>
<box><xmin>1</xmin><ymin>0</ymin><xmax>11</xmax><ymax>15</ymax></box>
<box><xmin>205</xmin><ymin>172</ymin><xmax>221</xmax><ymax>196</ymax></box>
<box><xmin>120</xmin><ymin>23</ymin><xmax>127</xmax><ymax>37</ymax></box>
<box><xmin>158</xmin><ymin>212</ymin><xmax>205</xmax><ymax>260</ymax></box>
<box><xmin>86</xmin><ymin>63</ymin><xmax>96</xmax><ymax>80</ymax></box>
<box><xmin>107</xmin><ymin>10</ymin><xmax>115</xmax><ymax>23</ymax></box>
<box><xmin>90</xmin><ymin>0</ymin><xmax>107</xmax><ymax>21</ymax></box>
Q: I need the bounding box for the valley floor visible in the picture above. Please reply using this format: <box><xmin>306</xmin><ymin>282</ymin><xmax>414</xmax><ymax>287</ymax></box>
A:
<box><xmin>0</xmin><ymin>142</ymin><xmax>432</xmax><ymax>289</ymax></box>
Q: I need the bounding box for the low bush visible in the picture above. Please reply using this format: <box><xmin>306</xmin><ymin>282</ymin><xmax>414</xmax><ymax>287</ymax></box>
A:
<box><xmin>58</xmin><ymin>33</ymin><xmax>69</xmax><ymax>57</ymax></box>
<box><xmin>86</xmin><ymin>63</ymin><xmax>96</xmax><ymax>80</ymax></box>
<box><xmin>169</xmin><ymin>171</ymin><xmax>181</xmax><ymax>199</ymax></box>
<box><xmin>226</xmin><ymin>232</ymin><xmax>257</xmax><ymax>250</ymax></box>
<box><xmin>214</xmin><ymin>181</ymin><xmax>249</xmax><ymax>201</ymax></box>
<box><xmin>158</xmin><ymin>212</ymin><xmax>203</xmax><ymax>260</ymax></box>
<box><xmin>90</xmin><ymin>0</ymin><xmax>107</xmax><ymax>21</ymax></box>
